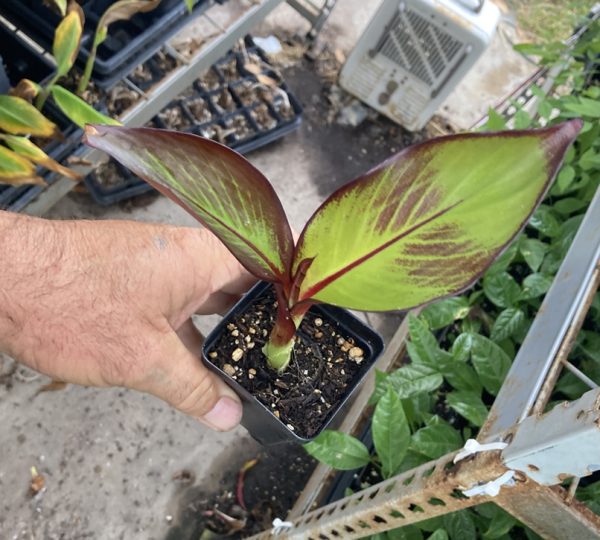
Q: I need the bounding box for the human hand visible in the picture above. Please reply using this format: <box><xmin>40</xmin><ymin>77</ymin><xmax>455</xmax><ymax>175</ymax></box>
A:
<box><xmin>0</xmin><ymin>212</ymin><xmax>256</xmax><ymax>431</ymax></box>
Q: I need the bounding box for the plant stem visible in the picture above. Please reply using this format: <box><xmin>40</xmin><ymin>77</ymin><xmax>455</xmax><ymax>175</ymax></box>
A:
<box><xmin>35</xmin><ymin>74</ymin><xmax>59</xmax><ymax>110</ymax></box>
<box><xmin>77</xmin><ymin>43</ymin><xmax>98</xmax><ymax>95</ymax></box>
<box><xmin>262</xmin><ymin>285</ymin><xmax>311</xmax><ymax>373</ymax></box>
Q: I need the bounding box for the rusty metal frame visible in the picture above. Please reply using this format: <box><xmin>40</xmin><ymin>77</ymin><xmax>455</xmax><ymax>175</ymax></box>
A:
<box><xmin>246</xmin><ymin>183</ymin><xmax>600</xmax><ymax>539</ymax></box>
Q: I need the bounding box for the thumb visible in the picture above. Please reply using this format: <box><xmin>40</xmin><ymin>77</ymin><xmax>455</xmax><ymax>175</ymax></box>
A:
<box><xmin>140</xmin><ymin>323</ymin><xmax>242</xmax><ymax>431</ymax></box>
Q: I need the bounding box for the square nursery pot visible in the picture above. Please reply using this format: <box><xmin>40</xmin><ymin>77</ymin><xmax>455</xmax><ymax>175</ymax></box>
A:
<box><xmin>202</xmin><ymin>281</ymin><xmax>384</xmax><ymax>446</ymax></box>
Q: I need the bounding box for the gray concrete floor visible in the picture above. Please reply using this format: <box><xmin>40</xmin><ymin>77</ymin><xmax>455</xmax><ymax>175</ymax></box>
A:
<box><xmin>0</xmin><ymin>1</ymin><xmax>533</xmax><ymax>538</ymax></box>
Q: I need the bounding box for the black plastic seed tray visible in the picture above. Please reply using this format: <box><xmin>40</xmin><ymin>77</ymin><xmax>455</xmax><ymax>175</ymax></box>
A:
<box><xmin>85</xmin><ymin>36</ymin><xmax>303</xmax><ymax>206</ymax></box>
<box><xmin>0</xmin><ymin>0</ymin><xmax>210</xmax><ymax>89</ymax></box>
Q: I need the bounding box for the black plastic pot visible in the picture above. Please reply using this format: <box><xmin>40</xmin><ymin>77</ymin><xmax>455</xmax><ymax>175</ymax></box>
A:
<box><xmin>0</xmin><ymin>0</ymin><xmax>210</xmax><ymax>89</ymax></box>
<box><xmin>201</xmin><ymin>281</ymin><xmax>384</xmax><ymax>446</ymax></box>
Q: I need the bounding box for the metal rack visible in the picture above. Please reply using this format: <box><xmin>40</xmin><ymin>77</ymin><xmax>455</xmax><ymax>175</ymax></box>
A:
<box><xmin>247</xmin><ymin>187</ymin><xmax>600</xmax><ymax>540</ymax></box>
<box><xmin>21</xmin><ymin>0</ymin><xmax>287</xmax><ymax>216</ymax></box>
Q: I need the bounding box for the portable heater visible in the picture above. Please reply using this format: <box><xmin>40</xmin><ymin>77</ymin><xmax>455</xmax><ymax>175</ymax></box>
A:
<box><xmin>339</xmin><ymin>0</ymin><xmax>500</xmax><ymax>130</ymax></box>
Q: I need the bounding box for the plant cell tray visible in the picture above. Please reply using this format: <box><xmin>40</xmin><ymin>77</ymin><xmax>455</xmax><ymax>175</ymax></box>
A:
<box><xmin>84</xmin><ymin>36</ymin><xmax>303</xmax><ymax>206</ymax></box>
<box><xmin>0</xmin><ymin>0</ymin><xmax>210</xmax><ymax>89</ymax></box>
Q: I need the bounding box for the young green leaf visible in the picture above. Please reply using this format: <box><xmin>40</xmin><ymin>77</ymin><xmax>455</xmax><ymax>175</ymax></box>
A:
<box><xmin>0</xmin><ymin>145</ymin><xmax>45</xmax><ymax>185</ymax></box>
<box><xmin>372</xmin><ymin>387</ymin><xmax>410</xmax><ymax>478</ymax></box>
<box><xmin>446</xmin><ymin>391</ymin><xmax>488</xmax><ymax>427</ymax></box>
<box><xmin>2</xmin><ymin>135</ymin><xmax>82</xmax><ymax>181</ymax></box>
<box><xmin>84</xmin><ymin>125</ymin><xmax>294</xmax><ymax>283</ymax></box>
<box><xmin>293</xmin><ymin>122</ymin><xmax>582</xmax><ymax>310</ymax></box>
<box><xmin>420</xmin><ymin>297</ymin><xmax>470</xmax><ymax>330</ymax></box>
<box><xmin>51</xmin><ymin>86</ymin><xmax>120</xmax><ymax>129</ymax></box>
<box><xmin>0</xmin><ymin>96</ymin><xmax>60</xmax><ymax>138</ymax></box>
<box><xmin>437</xmin><ymin>358</ymin><xmax>482</xmax><ymax>394</ymax></box>
<box><xmin>470</xmin><ymin>335</ymin><xmax>512</xmax><ymax>395</ymax></box>
<box><xmin>53</xmin><ymin>6</ymin><xmax>84</xmax><ymax>78</ymax></box>
<box><xmin>451</xmin><ymin>333</ymin><xmax>473</xmax><ymax>363</ymax></box>
<box><xmin>482</xmin><ymin>272</ymin><xmax>521</xmax><ymax>308</ymax></box>
<box><xmin>443</xmin><ymin>511</ymin><xmax>477</xmax><ymax>540</ymax></box>
<box><xmin>304</xmin><ymin>430</ymin><xmax>370</xmax><ymax>470</ymax></box>
<box><xmin>490</xmin><ymin>308</ymin><xmax>526</xmax><ymax>342</ymax></box>
<box><xmin>428</xmin><ymin>530</ymin><xmax>449</xmax><ymax>540</ymax></box>
<box><xmin>483</xmin><ymin>508</ymin><xmax>517</xmax><ymax>539</ymax></box>
<box><xmin>407</xmin><ymin>314</ymin><xmax>444</xmax><ymax>365</ymax></box>
<box><xmin>410</xmin><ymin>417</ymin><xmax>463</xmax><ymax>459</ymax></box>
<box><xmin>529</xmin><ymin>205</ymin><xmax>562</xmax><ymax>237</ymax></box>
<box><xmin>519</xmin><ymin>238</ymin><xmax>548</xmax><ymax>272</ymax></box>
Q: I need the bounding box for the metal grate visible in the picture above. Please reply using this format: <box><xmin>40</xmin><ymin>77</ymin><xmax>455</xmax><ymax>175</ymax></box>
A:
<box><xmin>377</xmin><ymin>7</ymin><xmax>464</xmax><ymax>88</ymax></box>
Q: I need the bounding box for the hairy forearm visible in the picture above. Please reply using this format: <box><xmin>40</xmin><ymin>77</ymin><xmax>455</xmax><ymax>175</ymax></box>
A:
<box><xmin>1</xmin><ymin>212</ymin><xmax>51</xmax><ymax>356</ymax></box>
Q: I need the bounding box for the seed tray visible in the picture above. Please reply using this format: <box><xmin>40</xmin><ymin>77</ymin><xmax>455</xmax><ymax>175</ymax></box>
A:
<box><xmin>0</xmin><ymin>0</ymin><xmax>210</xmax><ymax>89</ymax></box>
<box><xmin>85</xmin><ymin>36</ymin><xmax>303</xmax><ymax>206</ymax></box>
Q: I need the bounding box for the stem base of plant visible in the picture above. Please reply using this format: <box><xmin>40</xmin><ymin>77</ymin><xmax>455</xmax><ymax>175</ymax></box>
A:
<box><xmin>262</xmin><ymin>339</ymin><xmax>295</xmax><ymax>373</ymax></box>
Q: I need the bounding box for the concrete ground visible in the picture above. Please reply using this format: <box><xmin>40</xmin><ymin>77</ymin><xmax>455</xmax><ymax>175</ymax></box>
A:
<box><xmin>0</xmin><ymin>1</ymin><xmax>533</xmax><ymax>538</ymax></box>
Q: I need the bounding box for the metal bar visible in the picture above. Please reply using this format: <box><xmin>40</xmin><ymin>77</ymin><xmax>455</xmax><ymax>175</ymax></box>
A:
<box><xmin>564</xmin><ymin>360</ymin><xmax>600</xmax><ymax>390</ymax></box>
<box><xmin>289</xmin><ymin>311</ymin><xmax>417</xmax><ymax>518</ymax></box>
<box><xmin>496</xmin><ymin>484</ymin><xmax>600</xmax><ymax>540</ymax></box>
<box><xmin>250</xmin><ymin>450</ymin><xmax>507</xmax><ymax>540</ymax></box>
<box><xmin>502</xmin><ymin>388</ymin><xmax>600</xmax><ymax>485</ymax></box>
<box><xmin>287</xmin><ymin>0</ymin><xmax>319</xmax><ymax>23</ymax></box>
<box><xmin>22</xmin><ymin>0</ymin><xmax>285</xmax><ymax>216</ymax></box>
<box><xmin>479</xmin><ymin>186</ymin><xmax>600</xmax><ymax>440</ymax></box>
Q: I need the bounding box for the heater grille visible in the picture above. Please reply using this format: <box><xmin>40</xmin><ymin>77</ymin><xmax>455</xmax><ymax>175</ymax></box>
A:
<box><xmin>377</xmin><ymin>7</ymin><xmax>464</xmax><ymax>87</ymax></box>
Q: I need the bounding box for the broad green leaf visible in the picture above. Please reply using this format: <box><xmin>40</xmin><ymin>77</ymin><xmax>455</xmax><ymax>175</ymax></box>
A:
<box><xmin>51</xmin><ymin>86</ymin><xmax>120</xmax><ymax>129</ymax></box>
<box><xmin>513</xmin><ymin>110</ymin><xmax>531</xmax><ymax>129</ymax></box>
<box><xmin>564</xmin><ymin>97</ymin><xmax>600</xmax><ymax>118</ymax></box>
<box><xmin>580</xmin><ymin>148</ymin><xmax>600</xmax><ymax>171</ymax></box>
<box><xmin>520</xmin><ymin>273</ymin><xmax>553</xmax><ymax>300</ymax></box>
<box><xmin>304</xmin><ymin>430</ymin><xmax>370</xmax><ymax>470</ymax></box>
<box><xmin>483</xmin><ymin>508</ymin><xmax>517</xmax><ymax>539</ymax></box>
<box><xmin>428</xmin><ymin>530</ymin><xmax>449</xmax><ymax>540</ymax></box>
<box><xmin>529</xmin><ymin>205</ymin><xmax>562</xmax><ymax>237</ymax></box>
<box><xmin>53</xmin><ymin>7</ymin><xmax>83</xmax><ymax>77</ymax></box>
<box><xmin>410</xmin><ymin>417</ymin><xmax>463</xmax><ymax>459</ymax></box>
<box><xmin>2</xmin><ymin>135</ymin><xmax>82</xmax><ymax>181</ymax></box>
<box><xmin>471</xmin><ymin>335</ymin><xmax>512</xmax><ymax>395</ymax></box>
<box><xmin>372</xmin><ymin>387</ymin><xmax>410</xmax><ymax>478</ymax></box>
<box><xmin>490</xmin><ymin>308</ymin><xmax>525</xmax><ymax>342</ymax></box>
<box><xmin>84</xmin><ymin>124</ymin><xmax>294</xmax><ymax>284</ymax></box>
<box><xmin>482</xmin><ymin>272</ymin><xmax>521</xmax><ymax>308</ymax></box>
<box><xmin>519</xmin><ymin>238</ymin><xmax>548</xmax><ymax>272</ymax></box>
<box><xmin>386</xmin><ymin>526</ymin><xmax>424</xmax><ymax>540</ymax></box>
<box><xmin>443</xmin><ymin>511</ymin><xmax>477</xmax><ymax>540</ymax></box>
<box><xmin>407</xmin><ymin>315</ymin><xmax>444</xmax><ymax>366</ymax></box>
<box><xmin>0</xmin><ymin>145</ymin><xmax>45</xmax><ymax>185</ymax></box>
<box><xmin>293</xmin><ymin>122</ymin><xmax>581</xmax><ymax>309</ymax></box>
<box><xmin>420</xmin><ymin>297</ymin><xmax>470</xmax><ymax>330</ymax></box>
<box><xmin>553</xmin><ymin>197</ymin><xmax>588</xmax><ymax>215</ymax></box>
<box><xmin>446</xmin><ymin>391</ymin><xmax>488</xmax><ymax>427</ymax></box>
<box><xmin>0</xmin><ymin>96</ymin><xmax>59</xmax><ymax>138</ymax></box>
<box><xmin>555</xmin><ymin>165</ymin><xmax>575</xmax><ymax>193</ymax></box>
<box><xmin>390</xmin><ymin>364</ymin><xmax>443</xmax><ymax>400</ymax></box>
<box><xmin>438</xmin><ymin>358</ymin><xmax>482</xmax><ymax>393</ymax></box>
<box><xmin>451</xmin><ymin>333</ymin><xmax>473</xmax><ymax>363</ymax></box>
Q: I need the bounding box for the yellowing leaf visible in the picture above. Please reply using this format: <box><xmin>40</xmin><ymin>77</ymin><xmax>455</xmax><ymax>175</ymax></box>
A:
<box><xmin>10</xmin><ymin>79</ymin><xmax>43</xmax><ymax>102</ymax></box>
<box><xmin>0</xmin><ymin>96</ymin><xmax>60</xmax><ymax>138</ymax></box>
<box><xmin>50</xmin><ymin>86</ymin><xmax>121</xmax><ymax>129</ymax></box>
<box><xmin>293</xmin><ymin>121</ymin><xmax>582</xmax><ymax>310</ymax></box>
<box><xmin>53</xmin><ymin>6</ymin><xmax>84</xmax><ymax>78</ymax></box>
<box><xmin>2</xmin><ymin>135</ymin><xmax>82</xmax><ymax>181</ymax></box>
<box><xmin>0</xmin><ymin>145</ymin><xmax>45</xmax><ymax>186</ymax></box>
<box><xmin>98</xmin><ymin>0</ymin><xmax>161</xmax><ymax>32</ymax></box>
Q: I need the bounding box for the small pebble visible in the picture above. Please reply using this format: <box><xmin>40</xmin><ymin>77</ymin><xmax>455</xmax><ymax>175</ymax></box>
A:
<box><xmin>249</xmin><ymin>368</ymin><xmax>257</xmax><ymax>375</ymax></box>
<box><xmin>349</xmin><ymin>346</ymin><xmax>364</xmax><ymax>359</ymax></box>
<box><xmin>245</xmin><ymin>335</ymin><xmax>251</xmax><ymax>343</ymax></box>
<box><xmin>315</xmin><ymin>331</ymin><xmax>323</xmax><ymax>339</ymax></box>
<box><xmin>303</xmin><ymin>370</ymin><xmax>309</xmax><ymax>375</ymax></box>
<box><xmin>314</xmin><ymin>318</ymin><xmax>323</xmax><ymax>327</ymax></box>
<box><xmin>208</xmin><ymin>351</ymin><xmax>217</xmax><ymax>359</ymax></box>
<box><xmin>249</xmin><ymin>327</ymin><xmax>256</xmax><ymax>334</ymax></box>
<box><xmin>247</xmin><ymin>342</ymin><xmax>255</xmax><ymax>349</ymax></box>
<box><xmin>231</xmin><ymin>348</ymin><xmax>243</xmax><ymax>362</ymax></box>
<box><xmin>223</xmin><ymin>363</ymin><xmax>236</xmax><ymax>376</ymax></box>
<box><xmin>337</xmin><ymin>338</ymin><xmax>345</xmax><ymax>346</ymax></box>
<box><xmin>227</xmin><ymin>323</ymin><xmax>235</xmax><ymax>331</ymax></box>
<box><xmin>231</xmin><ymin>329</ymin><xmax>239</xmax><ymax>337</ymax></box>
<box><xmin>271</xmin><ymin>403</ymin><xmax>276</xmax><ymax>408</ymax></box>
<box><xmin>274</xmin><ymin>410</ymin><xmax>280</xmax><ymax>418</ymax></box>
<box><xmin>341</xmin><ymin>369</ymin><xmax>345</xmax><ymax>375</ymax></box>
<box><xmin>286</xmin><ymin>424</ymin><xmax>295</xmax><ymax>431</ymax></box>
<box><xmin>262</xmin><ymin>329</ymin><xmax>268</xmax><ymax>337</ymax></box>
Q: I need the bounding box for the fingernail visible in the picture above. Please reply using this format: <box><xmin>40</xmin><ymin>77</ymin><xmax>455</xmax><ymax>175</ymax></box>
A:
<box><xmin>202</xmin><ymin>396</ymin><xmax>242</xmax><ymax>431</ymax></box>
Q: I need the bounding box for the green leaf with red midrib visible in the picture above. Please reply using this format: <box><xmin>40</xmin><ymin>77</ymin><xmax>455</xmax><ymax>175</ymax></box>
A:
<box><xmin>293</xmin><ymin>120</ymin><xmax>582</xmax><ymax>311</ymax></box>
<box><xmin>84</xmin><ymin>125</ymin><xmax>294</xmax><ymax>284</ymax></box>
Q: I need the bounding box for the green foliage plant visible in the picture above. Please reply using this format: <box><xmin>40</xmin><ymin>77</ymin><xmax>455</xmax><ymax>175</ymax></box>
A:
<box><xmin>305</xmin><ymin>18</ymin><xmax>600</xmax><ymax>540</ymax></box>
<box><xmin>84</xmin><ymin>119</ymin><xmax>580</xmax><ymax>372</ymax></box>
